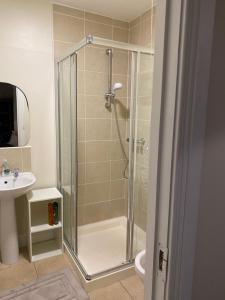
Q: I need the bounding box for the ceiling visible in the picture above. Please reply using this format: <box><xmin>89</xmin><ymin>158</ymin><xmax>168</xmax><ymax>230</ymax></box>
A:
<box><xmin>53</xmin><ymin>0</ymin><xmax>156</xmax><ymax>22</ymax></box>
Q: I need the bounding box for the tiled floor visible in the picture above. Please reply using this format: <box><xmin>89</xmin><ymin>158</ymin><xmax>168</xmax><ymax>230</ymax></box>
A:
<box><xmin>0</xmin><ymin>250</ymin><xmax>144</xmax><ymax>300</ymax></box>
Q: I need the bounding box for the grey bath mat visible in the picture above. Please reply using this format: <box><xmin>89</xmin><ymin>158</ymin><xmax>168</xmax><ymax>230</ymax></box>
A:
<box><xmin>0</xmin><ymin>268</ymin><xmax>89</xmax><ymax>300</ymax></box>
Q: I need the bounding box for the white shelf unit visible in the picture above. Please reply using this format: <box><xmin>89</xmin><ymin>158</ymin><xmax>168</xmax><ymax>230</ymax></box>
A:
<box><xmin>27</xmin><ymin>188</ymin><xmax>63</xmax><ymax>262</ymax></box>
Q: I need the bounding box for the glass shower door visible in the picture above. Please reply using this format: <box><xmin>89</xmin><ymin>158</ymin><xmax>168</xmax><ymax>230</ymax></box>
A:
<box><xmin>132</xmin><ymin>52</ymin><xmax>154</xmax><ymax>256</ymax></box>
<box><xmin>76</xmin><ymin>44</ymin><xmax>130</xmax><ymax>276</ymax></box>
<box><xmin>58</xmin><ymin>54</ymin><xmax>77</xmax><ymax>252</ymax></box>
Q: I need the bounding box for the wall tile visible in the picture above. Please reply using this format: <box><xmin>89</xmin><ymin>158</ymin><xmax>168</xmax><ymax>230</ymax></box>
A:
<box><xmin>142</xmin><ymin>17</ymin><xmax>152</xmax><ymax>46</ymax></box>
<box><xmin>85</xmin><ymin>95</ymin><xmax>109</xmax><ymax>118</ymax></box>
<box><xmin>78</xmin><ymin>184</ymin><xmax>85</xmax><ymax>205</ymax></box>
<box><xmin>85</xmin><ymin>12</ymin><xmax>112</xmax><ymax>25</ymax></box>
<box><xmin>111</xmin><ymin>160</ymin><xmax>126</xmax><ymax>180</ymax></box>
<box><xmin>86</xmin><ymin>162</ymin><xmax>110</xmax><ymax>183</ymax></box>
<box><xmin>77</xmin><ymin>48</ymin><xmax>85</xmax><ymax>71</ymax></box>
<box><xmin>138</xmin><ymin>72</ymin><xmax>153</xmax><ymax>97</ymax></box>
<box><xmin>85</xmin><ymin>46</ymin><xmax>108</xmax><ymax>73</ymax></box>
<box><xmin>85</xmin><ymin>21</ymin><xmax>112</xmax><ymax>39</ymax></box>
<box><xmin>54</xmin><ymin>41</ymin><xmax>74</xmax><ymax>59</ymax></box>
<box><xmin>130</xmin><ymin>16</ymin><xmax>141</xmax><ymax>28</ymax></box>
<box><xmin>110</xmin><ymin>179</ymin><xmax>125</xmax><ymax>199</ymax></box>
<box><xmin>77</xmin><ymin>70</ymin><xmax>85</xmax><ymax>94</ymax></box>
<box><xmin>112</xmin><ymin>98</ymin><xmax>130</xmax><ymax>120</ymax></box>
<box><xmin>86</xmin><ymin>119</ymin><xmax>111</xmax><ymax>141</ymax></box>
<box><xmin>77</xmin><ymin>94</ymin><xmax>85</xmax><ymax>118</ymax></box>
<box><xmin>110</xmin><ymin>141</ymin><xmax>125</xmax><ymax>160</ymax></box>
<box><xmin>137</xmin><ymin>97</ymin><xmax>152</xmax><ymax>121</ymax></box>
<box><xmin>0</xmin><ymin>148</ymin><xmax>23</xmax><ymax>171</ymax></box>
<box><xmin>113</xmin><ymin>28</ymin><xmax>129</xmax><ymax>43</ymax></box>
<box><xmin>85</xmin><ymin>71</ymin><xmax>108</xmax><ymax>95</ymax></box>
<box><xmin>86</xmin><ymin>141</ymin><xmax>110</xmax><ymax>162</ymax></box>
<box><xmin>129</xmin><ymin>24</ymin><xmax>142</xmax><ymax>45</ymax></box>
<box><xmin>85</xmin><ymin>182</ymin><xmax>110</xmax><ymax>203</ymax></box>
<box><xmin>53</xmin><ymin>5</ymin><xmax>84</xmax><ymax>19</ymax></box>
<box><xmin>78</xmin><ymin>163</ymin><xmax>85</xmax><ymax>184</ymax></box>
<box><xmin>112</xmin><ymin>20</ymin><xmax>129</xmax><ymax>29</ymax></box>
<box><xmin>53</xmin><ymin>14</ymin><xmax>84</xmax><ymax>43</ymax></box>
<box><xmin>77</xmin><ymin>142</ymin><xmax>85</xmax><ymax>163</ymax></box>
<box><xmin>112</xmin><ymin>50</ymin><xmax>129</xmax><ymax>75</ymax></box>
<box><xmin>112</xmin><ymin>119</ymin><xmax>127</xmax><ymax>140</ymax></box>
<box><xmin>77</xmin><ymin>118</ymin><xmax>85</xmax><ymax>141</ymax></box>
<box><xmin>110</xmin><ymin>198</ymin><xmax>126</xmax><ymax>217</ymax></box>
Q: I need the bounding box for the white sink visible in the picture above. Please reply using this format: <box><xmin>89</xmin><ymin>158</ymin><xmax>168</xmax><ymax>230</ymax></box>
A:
<box><xmin>0</xmin><ymin>172</ymin><xmax>36</xmax><ymax>198</ymax></box>
<box><xmin>0</xmin><ymin>172</ymin><xmax>36</xmax><ymax>264</ymax></box>
<box><xmin>135</xmin><ymin>249</ymin><xmax>146</xmax><ymax>282</ymax></box>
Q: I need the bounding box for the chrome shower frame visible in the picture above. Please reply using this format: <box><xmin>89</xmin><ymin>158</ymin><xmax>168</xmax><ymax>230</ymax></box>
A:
<box><xmin>56</xmin><ymin>35</ymin><xmax>154</xmax><ymax>281</ymax></box>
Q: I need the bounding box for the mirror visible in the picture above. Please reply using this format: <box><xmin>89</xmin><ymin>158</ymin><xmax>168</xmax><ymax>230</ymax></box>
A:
<box><xmin>0</xmin><ymin>82</ymin><xmax>29</xmax><ymax>147</ymax></box>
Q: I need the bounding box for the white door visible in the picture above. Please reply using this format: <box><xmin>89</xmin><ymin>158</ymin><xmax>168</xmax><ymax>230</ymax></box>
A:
<box><xmin>144</xmin><ymin>0</ymin><xmax>189</xmax><ymax>299</ymax></box>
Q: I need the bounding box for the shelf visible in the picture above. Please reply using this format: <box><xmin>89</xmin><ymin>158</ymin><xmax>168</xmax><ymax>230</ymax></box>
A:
<box><xmin>27</xmin><ymin>188</ymin><xmax>62</xmax><ymax>203</ymax></box>
<box><xmin>31</xmin><ymin>222</ymin><xmax>62</xmax><ymax>233</ymax></box>
<box><xmin>32</xmin><ymin>239</ymin><xmax>62</xmax><ymax>262</ymax></box>
<box><xmin>27</xmin><ymin>187</ymin><xmax>63</xmax><ymax>263</ymax></box>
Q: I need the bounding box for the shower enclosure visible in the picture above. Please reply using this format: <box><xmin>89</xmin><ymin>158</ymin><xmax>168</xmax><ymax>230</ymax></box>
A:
<box><xmin>57</xmin><ymin>35</ymin><xmax>154</xmax><ymax>280</ymax></box>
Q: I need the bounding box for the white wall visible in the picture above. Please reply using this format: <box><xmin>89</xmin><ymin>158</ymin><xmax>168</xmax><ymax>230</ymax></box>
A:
<box><xmin>0</xmin><ymin>0</ymin><xmax>56</xmax><ymax>188</ymax></box>
<box><xmin>192</xmin><ymin>1</ymin><xmax>225</xmax><ymax>298</ymax></box>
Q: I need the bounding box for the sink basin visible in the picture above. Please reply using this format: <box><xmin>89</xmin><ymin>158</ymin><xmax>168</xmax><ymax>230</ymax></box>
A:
<box><xmin>0</xmin><ymin>172</ymin><xmax>36</xmax><ymax>197</ymax></box>
<box><xmin>0</xmin><ymin>172</ymin><xmax>36</xmax><ymax>264</ymax></box>
<box><xmin>135</xmin><ymin>249</ymin><xmax>146</xmax><ymax>281</ymax></box>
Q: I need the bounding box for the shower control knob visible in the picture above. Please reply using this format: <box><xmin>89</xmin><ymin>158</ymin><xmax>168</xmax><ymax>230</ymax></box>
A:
<box><xmin>137</xmin><ymin>138</ymin><xmax>145</xmax><ymax>146</ymax></box>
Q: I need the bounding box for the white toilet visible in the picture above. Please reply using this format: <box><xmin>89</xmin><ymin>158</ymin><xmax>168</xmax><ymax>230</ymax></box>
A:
<box><xmin>135</xmin><ymin>249</ymin><xmax>146</xmax><ymax>281</ymax></box>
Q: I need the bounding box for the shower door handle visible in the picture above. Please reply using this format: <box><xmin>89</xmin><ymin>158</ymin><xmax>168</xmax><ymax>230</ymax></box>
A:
<box><xmin>126</xmin><ymin>137</ymin><xmax>146</xmax><ymax>146</ymax></box>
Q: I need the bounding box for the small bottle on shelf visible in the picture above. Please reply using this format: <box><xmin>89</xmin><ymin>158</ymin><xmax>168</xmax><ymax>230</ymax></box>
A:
<box><xmin>48</xmin><ymin>203</ymin><xmax>54</xmax><ymax>226</ymax></box>
<box><xmin>53</xmin><ymin>202</ymin><xmax>59</xmax><ymax>225</ymax></box>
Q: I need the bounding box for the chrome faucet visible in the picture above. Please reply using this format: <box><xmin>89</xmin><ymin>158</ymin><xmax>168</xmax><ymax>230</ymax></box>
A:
<box><xmin>12</xmin><ymin>169</ymin><xmax>19</xmax><ymax>178</ymax></box>
<box><xmin>12</xmin><ymin>169</ymin><xmax>19</xmax><ymax>179</ymax></box>
<box><xmin>1</xmin><ymin>159</ymin><xmax>10</xmax><ymax>176</ymax></box>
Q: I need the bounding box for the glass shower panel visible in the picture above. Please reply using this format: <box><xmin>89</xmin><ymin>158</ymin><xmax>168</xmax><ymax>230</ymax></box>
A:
<box><xmin>133</xmin><ymin>52</ymin><xmax>154</xmax><ymax>256</ymax></box>
<box><xmin>76</xmin><ymin>44</ymin><xmax>130</xmax><ymax>275</ymax></box>
<box><xmin>58</xmin><ymin>54</ymin><xmax>77</xmax><ymax>251</ymax></box>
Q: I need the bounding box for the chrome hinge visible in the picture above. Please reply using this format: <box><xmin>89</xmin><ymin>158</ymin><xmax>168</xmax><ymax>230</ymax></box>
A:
<box><xmin>158</xmin><ymin>244</ymin><xmax>168</xmax><ymax>283</ymax></box>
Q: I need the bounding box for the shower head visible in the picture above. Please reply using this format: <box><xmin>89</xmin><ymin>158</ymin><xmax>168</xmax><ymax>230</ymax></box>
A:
<box><xmin>112</xmin><ymin>82</ymin><xmax>123</xmax><ymax>93</ymax></box>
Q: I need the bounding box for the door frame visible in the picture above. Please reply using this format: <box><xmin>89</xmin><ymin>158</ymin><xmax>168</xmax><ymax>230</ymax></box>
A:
<box><xmin>166</xmin><ymin>1</ymin><xmax>216</xmax><ymax>300</ymax></box>
<box><xmin>144</xmin><ymin>0</ymin><xmax>216</xmax><ymax>299</ymax></box>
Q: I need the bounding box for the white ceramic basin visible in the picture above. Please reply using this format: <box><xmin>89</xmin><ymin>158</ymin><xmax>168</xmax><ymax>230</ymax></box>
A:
<box><xmin>0</xmin><ymin>172</ymin><xmax>36</xmax><ymax>264</ymax></box>
<box><xmin>0</xmin><ymin>172</ymin><xmax>36</xmax><ymax>198</ymax></box>
<box><xmin>135</xmin><ymin>249</ymin><xmax>146</xmax><ymax>281</ymax></box>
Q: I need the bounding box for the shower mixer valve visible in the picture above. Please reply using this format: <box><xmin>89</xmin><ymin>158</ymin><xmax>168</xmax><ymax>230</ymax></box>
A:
<box><xmin>105</xmin><ymin>92</ymin><xmax>115</xmax><ymax>109</ymax></box>
<box><xmin>105</xmin><ymin>83</ymin><xmax>123</xmax><ymax>110</ymax></box>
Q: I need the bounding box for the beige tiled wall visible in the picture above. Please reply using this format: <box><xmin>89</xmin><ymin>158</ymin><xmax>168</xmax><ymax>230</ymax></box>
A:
<box><xmin>53</xmin><ymin>4</ymin><xmax>129</xmax><ymax>59</ymax></box>
<box><xmin>53</xmin><ymin>4</ymin><xmax>155</xmax><ymax>228</ymax></box>
<box><xmin>129</xmin><ymin>8</ymin><xmax>156</xmax><ymax>48</ymax></box>
<box><xmin>53</xmin><ymin>5</ymin><xmax>130</xmax><ymax>225</ymax></box>
<box><xmin>0</xmin><ymin>146</ymin><xmax>31</xmax><ymax>173</ymax></box>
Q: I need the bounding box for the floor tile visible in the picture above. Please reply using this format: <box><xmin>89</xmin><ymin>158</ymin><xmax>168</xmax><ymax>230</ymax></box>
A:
<box><xmin>34</xmin><ymin>254</ymin><xmax>73</xmax><ymax>277</ymax></box>
<box><xmin>88</xmin><ymin>282</ymin><xmax>132</xmax><ymax>300</ymax></box>
<box><xmin>0</xmin><ymin>247</ymin><xmax>30</xmax><ymax>269</ymax></box>
<box><xmin>0</xmin><ymin>261</ymin><xmax>37</xmax><ymax>292</ymax></box>
<box><xmin>121</xmin><ymin>275</ymin><xmax>144</xmax><ymax>300</ymax></box>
